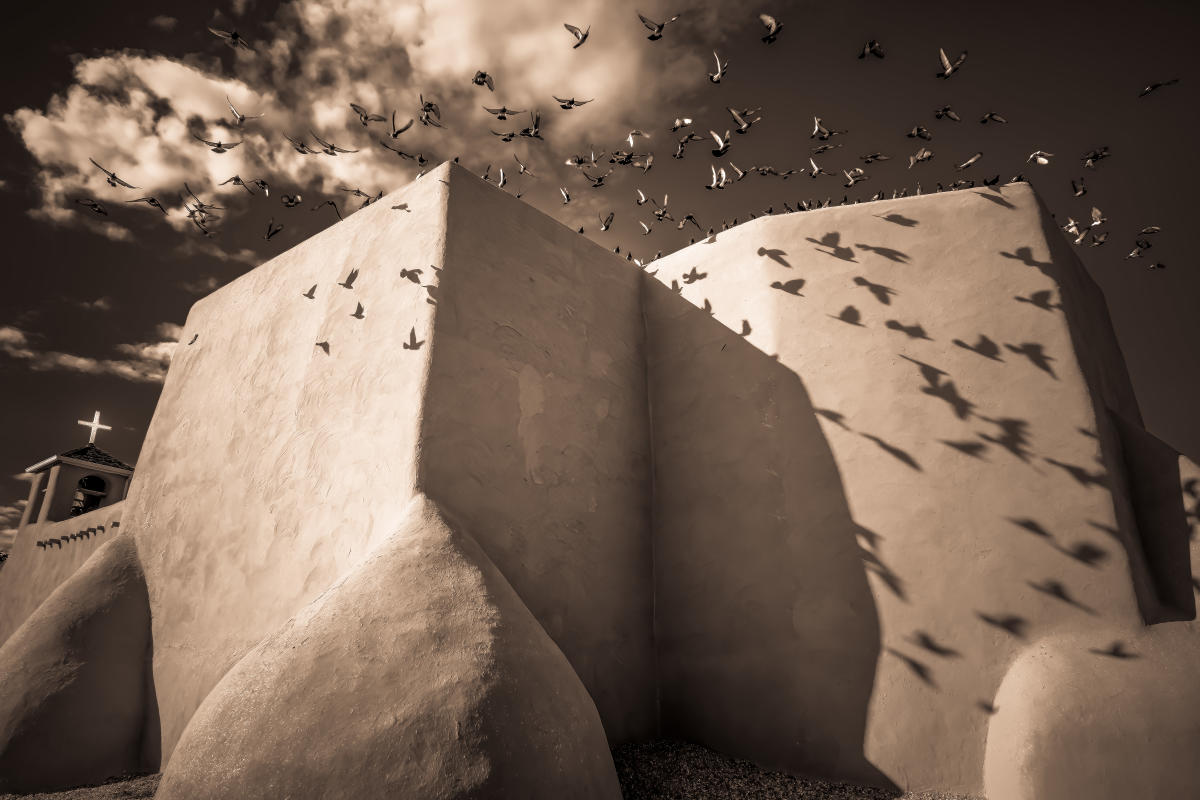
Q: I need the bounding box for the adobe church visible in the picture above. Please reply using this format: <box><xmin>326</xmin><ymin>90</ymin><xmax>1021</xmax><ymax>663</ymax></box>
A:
<box><xmin>0</xmin><ymin>162</ymin><xmax>1197</xmax><ymax>800</ymax></box>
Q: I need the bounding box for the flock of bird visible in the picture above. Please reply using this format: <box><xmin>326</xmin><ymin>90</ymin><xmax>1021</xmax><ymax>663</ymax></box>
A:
<box><xmin>72</xmin><ymin>14</ymin><xmax>1179</xmax><ymax>276</ymax></box>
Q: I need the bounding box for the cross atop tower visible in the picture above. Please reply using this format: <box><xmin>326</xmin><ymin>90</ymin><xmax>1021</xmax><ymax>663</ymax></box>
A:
<box><xmin>77</xmin><ymin>410</ymin><xmax>112</xmax><ymax>444</ymax></box>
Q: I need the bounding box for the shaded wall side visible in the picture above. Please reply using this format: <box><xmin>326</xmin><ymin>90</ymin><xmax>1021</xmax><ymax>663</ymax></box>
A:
<box><xmin>1030</xmin><ymin>193</ymin><xmax>1192</xmax><ymax>623</ymax></box>
<box><xmin>643</xmin><ymin>278</ymin><xmax>891</xmax><ymax>789</ymax></box>
<box><xmin>124</xmin><ymin>167</ymin><xmax>451</xmax><ymax>760</ymax></box>
<box><xmin>418</xmin><ymin>166</ymin><xmax>656</xmax><ymax>742</ymax></box>
<box><xmin>0</xmin><ymin>505</ymin><xmax>124</xmax><ymax>645</ymax></box>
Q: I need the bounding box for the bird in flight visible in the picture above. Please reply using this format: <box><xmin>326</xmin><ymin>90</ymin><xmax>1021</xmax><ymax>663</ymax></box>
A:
<box><xmin>1138</xmin><ymin>78</ymin><xmax>1179</xmax><ymax>98</ymax></box>
<box><xmin>208</xmin><ymin>26</ymin><xmax>253</xmax><ymax>51</ymax></box>
<box><xmin>350</xmin><ymin>103</ymin><xmax>386</xmax><ymax>126</ymax></box>
<box><xmin>554</xmin><ymin>95</ymin><xmax>593</xmax><ymax>109</ymax></box>
<box><xmin>637</xmin><ymin>12</ymin><xmax>681</xmax><ymax>40</ymax></box>
<box><xmin>284</xmin><ymin>134</ymin><xmax>317</xmax><ymax>154</ymax></box>
<box><xmin>386</xmin><ymin>111</ymin><xmax>414</xmax><ymax>139</ymax></box>
<box><xmin>758</xmin><ymin>13</ymin><xmax>782</xmax><ymax>43</ymax></box>
<box><xmin>956</xmin><ymin>152</ymin><xmax>983</xmax><ymax>170</ymax></box>
<box><xmin>599</xmin><ymin>211</ymin><xmax>614</xmax><ymax>231</ymax></box>
<box><xmin>312</xmin><ymin>200</ymin><xmax>342</xmax><ymax>220</ymax></box>
<box><xmin>315</xmin><ymin>341</ymin><xmax>330</xmax><ymax>355</ymax></box>
<box><xmin>560</xmin><ymin>187</ymin><xmax>571</xmax><ymax>204</ymax></box>
<box><xmin>934</xmin><ymin>105</ymin><xmax>961</xmax><ymax>122</ymax></box>
<box><xmin>311</xmin><ymin>131</ymin><xmax>358</xmax><ymax>155</ymax></box>
<box><xmin>127</xmin><ymin>196</ymin><xmax>166</xmax><ymax>213</ymax></box>
<box><xmin>564</xmin><ymin>22</ymin><xmax>590</xmax><ymax>48</ymax></box>
<box><xmin>281</xmin><ymin>194</ymin><xmax>303</xmax><ymax>207</ymax></box>
<box><xmin>89</xmin><ymin>158</ymin><xmax>138</xmax><ymax>188</ymax></box>
<box><xmin>1027</xmin><ymin>150</ymin><xmax>1054</xmax><ymax>165</ymax></box>
<box><xmin>193</xmin><ymin>133</ymin><xmax>242</xmax><ymax>153</ymax></box>
<box><xmin>709</xmin><ymin>51</ymin><xmax>729</xmax><ymax>83</ymax></box>
<box><xmin>472</xmin><ymin>71</ymin><xmax>495</xmax><ymax>91</ymax></box>
<box><xmin>302</xmin><ymin>284</ymin><xmax>317</xmax><ymax>299</ymax></box>
<box><xmin>226</xmin><ymin>96</ymin><xmax>262</xmax><ymax>127</ymax></box>
<box><xmin>337</xmin><ymin>268</ymin><xmax>359</xmax><ymax>289</ymax></box>
<box><xmin>979</xmin><ymin>111</ymin><xmax>1007</xmax><ymax>124</ymax></box>
<box><xmin>187</xmin><ymin>334</ymin><xmax>199</xmax><ymax>345</ymax></box>
<box><xmin>403</xmin><ymin>327</ymin><xmax>425</xmax><ymax>350</ymax></box>
<box><xmin>710</xmin><ymin>129</ymin><xmax>731</xmax><ymax>157</ymax></box>
<box><xmin>351</xmin><ymin>302</ymin><xmax>365</xmax><ymax>319</ymax></box>
<box><xmin>484</xmin><ymin>105</ymin><xmax>525</xmax><ymax>121</ymax></box>
<box><xmin>513</xmin><ymin>153</ymin><xmax>536</xmax><ymax>177</ymax></box>
<box><xmin>935</xmin><ymin>47</ymin><xmax>967</xmax><ymax>78</ymax></box>
<box><xmin>858</xmin><ymin>39</ymin><xmax>885</xmax><ymax>59</ymax></box>
<box><xmin>264</xmin><ymin>218</ymin><xmax>283</xmax><ymax>240</ymax></box>
<box><xmin>75</xmin><ymin>198</ymin><xmax>108</xmax><ymax>215</ymax></box>
<box><xmin>220</xmin><ymin>175</ymin><xmax>254</xmax><ymax>193</ymax></box>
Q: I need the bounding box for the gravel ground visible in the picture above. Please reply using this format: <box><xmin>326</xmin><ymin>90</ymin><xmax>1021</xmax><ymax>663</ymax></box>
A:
<box><xmin>0</xmin><ymin>743</ymin><xmax>979</xmax><ymax>799</ymax></box>
<box><xmin>613</xmin><ymin>740</ymin><xmax>980</xmax><ymax>800</ymax></box>
<box><xmin>0</xmin><ymin>774</ymin><xmax>158</xmax><ymax>800</ymax></box>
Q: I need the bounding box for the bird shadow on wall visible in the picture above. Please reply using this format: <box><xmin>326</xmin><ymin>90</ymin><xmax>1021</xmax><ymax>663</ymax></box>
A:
<box><xmin>642</xmin><ymin>275</ymin><xmax>900</xmax><ymax>792</ymax></box>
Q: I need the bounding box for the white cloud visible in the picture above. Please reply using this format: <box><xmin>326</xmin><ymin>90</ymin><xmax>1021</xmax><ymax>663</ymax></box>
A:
<box><xmin>149</xmin><ymin>15</ymin><xmax>178</xmax><ymax>32</ymax></box>
<box><xmin>6</xmin><ymin>0</ymin><xmax>726</xmax><ymax>245</ymax></box>
<box><xmin>0</xmin><ymin>323</ymin><xmax>181</xmax><ymax>384</ymax></box>
<box><xmin>0</xmin><ymin>498</ymin><xmax>26</xmax><ymax>551</ymax></box>
<box><xmin>77</xmin><ymin>296</ymin><xmax>114</xmax><ymax>311</ymax></box>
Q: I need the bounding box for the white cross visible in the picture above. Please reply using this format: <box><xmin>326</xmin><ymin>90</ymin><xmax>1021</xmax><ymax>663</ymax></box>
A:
<box><xmin>77</xmin><ymin>411</ymin><xmax>111</xmax><ymax>444</ymax></box>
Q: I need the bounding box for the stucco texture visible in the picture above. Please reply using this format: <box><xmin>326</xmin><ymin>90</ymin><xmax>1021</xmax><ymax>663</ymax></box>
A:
<box><xmin>156</xmin><ymin>495</ymin><xmax>620</xmax><ymax>800</ymax></box>
<box><xmin>0</xmin><ymin>534</ymin><xmax>153</xmax><ymax>794</ymax></box>
<box><xmin>642</xmin><ymin>182</ymin><xmax>1195</xmax><ymax>795</ymax></box>
<box><xmin>0</xmin><ymin>504</ymin><xmax>124</xmax><ymax>645</ymax></box>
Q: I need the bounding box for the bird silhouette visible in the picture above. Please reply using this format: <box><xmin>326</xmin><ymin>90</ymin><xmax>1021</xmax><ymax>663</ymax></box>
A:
<box><xmin>739</xmin><ymin>320</ymin><xmax>752</xmax><ymax>336</ymax></box>
<box><xmin>1059</xmin><ymin>541</ymin><xmax>1108</xmax><ymax>567</ymax></box>
<box><xmin>876</xmin><ymin>213</ymin><xmax>918</xmax><ymax>227</ymax></box>
<box><xmin>351</xmin><ymin>302</ymin><xmax>365</xmax><ymax>320</ymax></box>
<box><xmin>886</xmin><ymin>648</ymin><xmax>936</xmax><ymax>687</ymax></box>
<box><xmin>1029</xmin><ymin>579</ymin><xmax>1094</xmax><ymax>614</ymax></box>
<box><xmin>1005</xmin><ymin>342</ymin><xmax>1057</xmax><ymax>379</ymax></box>
<box><xmin>940</xmin><ymin>439</ymin><xmax>988</xmax><ymax>458</ymax></box>
<box><xmin>952</xmin><ymin>334</ymin><xmax>1002</xmax><ymax>361</ymax></box>
<box><xmin>861</xmin><ymin>433</ymin><xmax>922</xmax><ymax>470</ymax></box>
<box><xmin>315</xmin><ymin>341</ymin><xmax>330</xmax><ymax>355</ymax></box>
<box><xmin>302</xmin><ymin>284</ymin><xmax>317</xmax><ymax>299</ymax></box>
<box><xmin>264</xmin><ymin>218</ymin><xmax>283</xmax><ymax>240</ymax></box>
<box><xmin>852</xmin><ymin>276</ymin><xmax>898</xmax><ymax>305</ymax></box>
<box><xmin>187</xmin><ymin>334</ymin><xmax>198</xmax><ymax>346</ymax></box>
<box><xmin>1014</xmin><ymin>290</ymin><xmax>1059</xmax><ymax>311</ymax></box>
<box><xmin>400</xmin><ymin>268</ymin><xmax>423</xmax><ymax>284</ymax></box>
<box><xmin>1044</xmin><ymin>457</ymin><xmax>1108</xmax><ymax>488</ymax></box>
<box><xmin>832</xmin><ymin>305</ymin><xmax>864</xmax><ymax>326</ymax></box>
<box><xmin>855</xmin><ymin>243</ymin><xmax>909</xmax><ymax>263</ymax></box>
<box><xmin>681</xmin><ymin>267</ymin><xmax>707</xmax><ymax>284</ymax></box>
<box><xmin>885</xmin><ymin>319</ymin><xmax>932</xmax><ymax>340</ymax></box>
<box><xmin>337</xmin><ymin>268</ymin><xmax>359</xmax><ymax>289</ymax></box>
<box><xmin>770</xmin><ymin>279</ymin><xmax>805</xmax><ymax>296</ymax></box>
<box><xmin>403</xmin><ymin>327</ymin><xmax>425</xmax><ymax>350</ymax></box>
<box><xmin>807</xmin><ymin>232</ymin><xmax>856</xmax><ymax>261</ymax></box>
<box><xmin>1008</xmin><ymin>517</ymin><xmax>1053</xmax><ymax>539</ymax></box>
<box><xmin>757</xmin><ymin>246</ymin><xmax>791</xmax><ymax>267</ymax></box>
<box><xmin>900</xmin><ymin>355</ymin><xmax>974</xmax><ymax>419</ymax></box>
<box><xmin>1090</xmin><ymin>641</ymin><xmax>1137</xmax><ymax>659</ymax></box>
<box><xmin>977</xmin><ymin>612</ymin><xmax>1027</xmax><ymax>639</ymax></box>
<box><xmin>909</xmin><ymin>631</ymin><xmax>961</xmax><ymax>658</ymax></box>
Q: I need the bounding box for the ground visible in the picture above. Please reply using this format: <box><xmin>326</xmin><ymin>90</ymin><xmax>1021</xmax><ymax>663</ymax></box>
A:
<box><xmin>0</xmin><ymin>742</ymin><xmax>981</xmax><ymax>799</ymax></box>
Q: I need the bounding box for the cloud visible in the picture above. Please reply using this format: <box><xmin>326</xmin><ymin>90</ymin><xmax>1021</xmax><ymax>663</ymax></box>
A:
<box><xmin>149</xmin><ymin>15</ymin><xmax>178</xmax><ymax>32</ymax></box>
<box><xmin>181</xmin><ymin>275</ymin><xmax>223</xmax><ymax>294</ymax></box>
<box><xmin>77</xmin><ymin>296</ymin><xmax>114</xmax><ymax>311</ymax></box>
<box><xmin>6</xmin><ymin>0</ymin><xmax>725</xmax><ymax>246</ymax></box>
<box><xmin>0</xmin><ymin>498</ymin><xmax>26</xmax><ymax>551</ymax></box>
<box><xmin>0</xmin><ymin>323</ymin><xmax>181</xmax><ymax>384</ymax></box>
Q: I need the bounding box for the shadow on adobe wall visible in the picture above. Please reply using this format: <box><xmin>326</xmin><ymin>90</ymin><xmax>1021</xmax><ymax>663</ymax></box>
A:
<box><xmin>642</xmin><ymin>275</ymin><xmax>899</xmax><ymax>792</ymax></box>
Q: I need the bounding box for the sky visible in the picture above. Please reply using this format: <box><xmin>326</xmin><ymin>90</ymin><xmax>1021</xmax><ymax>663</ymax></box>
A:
<box><xmin>1</xmin><ymin>0</ymin><xmax>1197</xmax><ymax>549</ymax></box>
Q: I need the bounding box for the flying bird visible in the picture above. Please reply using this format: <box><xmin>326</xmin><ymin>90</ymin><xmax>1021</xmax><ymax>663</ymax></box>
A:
<box><xmin>472</xmin><ymin>71</ymin><xmax>495</xmax><ymax>91</ymax></box>
<box><xmin>315</xmin><ymin>341</ymin><xmax>330</xmax><ymax>355</ymax></box>
<box><xmin>728</xmin><ymin>106</ymin><xmax>760</xmax><ymax>133</ymax></box>
<box><xmin>220</xmin><ymin>175</ymin><xmax>254</xmax><ymax>193</ymax></box>
<box><xmin>311</xmin><ymin>131</ymin><xmax>359</xmax><ymax>155</ymax></box>
<box><xmin>564</xmin><ymin>22</ymin><xmax>590</xmax><ymax>48</ymax></box>
<box><xmin>126</xmin><ymin>196</ymin><xmax>166</xmax><ymax>213</ymax></box>
<box><xmin>284</xmin><ymin>134</ymin><xmax>317</xmax><ymax>154</ymax></box>
<box><xmin>979</xmin><ymin>111</ymin><xmax>1008</xmax><ymax>124</ymax></box>
<box><xmin>710</xmin><ymin>129</ymin><xmax>732</xmax><ymax>156</ymax></box>
<box><xmin>708</xmin><ymin>51</ymin><xmax>730</xmax><ymax>82</ymax></box>
<box><xmin>956</xmin><ymin>152</ymin><xmax>983</xmax><ymax>170</ymax></box>
<box><xmin>351</xmin><ymin>302</ymin><xmax>365</xmax><ymax>320</ymax></box>
<box><xmin>1139</xmin><ymin>78</ymin><xmax>1179</xmax><ymax>98</ymax></box>
<box><xmin>264</xmin><ymin>218</ymin><xmax>283</xmax><ymax>240</ymax></box>
<box><xmin>770</xmin><ymin>279</ymin><xmax>805</xmax><ymax>295</ymax></box>
<box><xmin>208</xmin><ymin>26</ymin><xmax>252</xmax><ymax>50</ymax></box>
<box><xmin>554</xmin><ymin>95</ymin><xmax>593</xmax><ymax>109</ymax></box>
<box><xmin>935</xmin><ymin>47</ymin><xmax>967</xmax><ymax>78</ymax></box>
<box><xmin>560</xmin><ymin>187</ymin><xmax>571</xmax><ymax>204</ymax></box>
<box><xmin>302</xmin><ymin>284</ymin><xmax>317</xmax><ymax>299</ymax></box>
<box><xmin>513</xmin><ymin>154</ymin><xmax>536</xmax><ymax>177</ymax></box>
<box><xmin>1027</xmin><ymin>150</ymin><xmax>1054</xmax><ymax>165</ymax></box>
<box><xmin>349</xmin><ymin>103</ymin><xmax>385</xmax><ymax>126</ymax></box>
<box><xmin>858</xmin><ymin>39</ymin><xmax>885</xmax><ymax>59</ymax></box>
<box><xmin>75</xmin><ymin>198</ymin><xmax>108</xmax><ymax>215</ymax></box>
<box><xmin>599</xmin><ymin>211</ymin><xmax>614</xmax><ymax>231</ymax></box>
<box><xmin>193</xmin><ymin>133</ymin><xmax>242</xmax><ymax>153</ymax></box>
<box><xmin>226</xmin><ymin>95</ymin><xmax>262</xmax><ymax>127</ymax></box>
<box><xmin>934</xmin><ymin>105</ymin><xmax>961</xmax><ymax>122</ymax></box>
<box><xmin>637</xmin><ymin>12</ymin><xmax>681</xmax><ymax>40</ymax></box>
<box><xmin>758</xmin><ymin>13</ymin><xmax>783</xmax><ymax>43</ymax></box>
<box><xmin>281</xmin><ymin>194</ymin><xmax>303</xmax><ymax>207</ymax></box>
<box><xmin>89</xmin><ymin>158</ymin><xmax>138</xmax><ymax>188</ymax></box>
